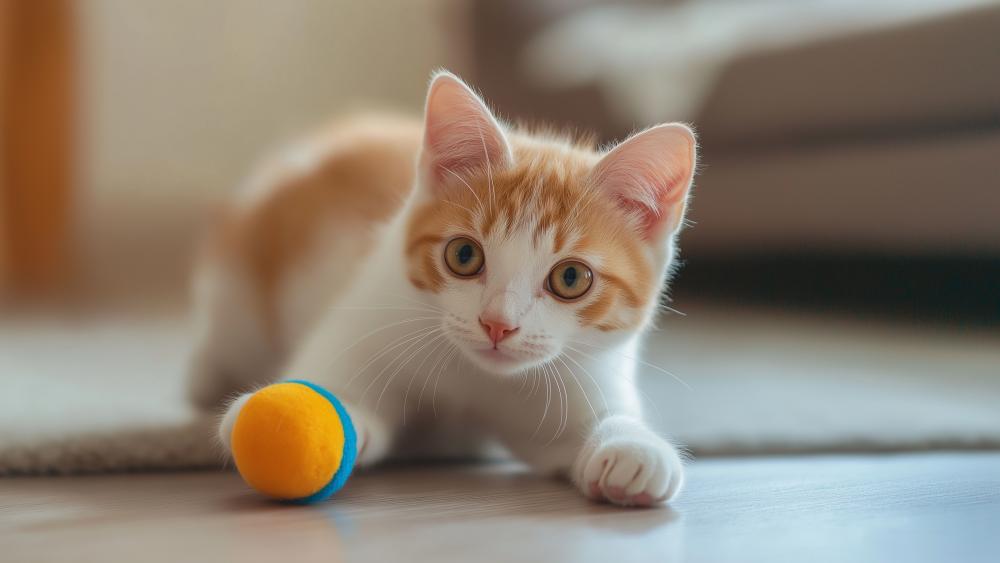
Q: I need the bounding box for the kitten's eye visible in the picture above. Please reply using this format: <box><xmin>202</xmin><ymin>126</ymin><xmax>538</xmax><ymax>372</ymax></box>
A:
<box><xmin>444</xmin><ymin>237</ymin><xmax>485</xmax><ymax>277</ymax></box>
<box><xmin>548</xmin><ymin>260</ymin><xmax>593</xmax><ymax>301</ymax></box>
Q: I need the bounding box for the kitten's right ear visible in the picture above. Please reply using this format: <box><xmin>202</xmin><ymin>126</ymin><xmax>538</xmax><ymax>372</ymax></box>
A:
<box><xmin>418</xmin><ymin>71</ymin><xmax>512</xmax><ymax>189</ymax></box>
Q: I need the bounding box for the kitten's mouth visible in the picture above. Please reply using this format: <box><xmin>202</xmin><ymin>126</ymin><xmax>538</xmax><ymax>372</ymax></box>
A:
<box><xmin>476</xmin><ymin>347</ymin><xmax>520</xmax><ymax>363</ymax></box>
<box><xmin>468</xmin><ymin>344</ymin><xmax>556</xmax><ymax>376</ymax></box>
<box><xmin>443</xmin><ymin>323</ymin><xmax>550</xmax><ymax>375</ymax></box>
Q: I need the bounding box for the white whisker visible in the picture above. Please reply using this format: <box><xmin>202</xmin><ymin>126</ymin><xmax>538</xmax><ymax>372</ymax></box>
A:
<box><xmin>418</xmin><ymin>341</ymin><xmax>454</xmax><ymax>413</ymax></box>
<box><xmin>531</xmin><ymin>368</ymin><xmax>553</xmax><ymax>440</ymax></box>
<box><xmin>564</xmin><ymin>343</ymin><xmax>666</xmax><ymax>423</ymax></box>
<box><xmin>384</xmin><ymin>292</ymin><xmax>450</xmax><ymax>315</ymax></box>
<box><xmin>432</xmin><ymin>346</ymin><xmax>458</xmax><ymax>418</ymax></box>
<box><xmin>568</xmin><ymin>339</ymin><xmax>691</xmax><ymax>390</ymax></box>
<box><xmin>328</xmin><ymin>316</ymin><xmax>439</xmax><ymax>374</ymax></box>
<box><xmin>544</xmin><ymin>362</ymin><xmax>569</xmax><ymax>445</ymax></box>
<box><xmin>441</xmin><ymin>198</ymin><xmax>477</xmax><ymax>218</ymax></box>
<box><xmin>441</xmin><ymin>165</ymin><xmax>485</xmax><ymax>216</ymax></box>
<box><xmin>346</xmin><ymin>324</ymin><xmax>439</xmax><ymax>388</ymax></box>
<box><xmin>328</xmin><ymin>306</ymin><xmax>443</xmax><ymax>315</ymax></box>
<box><xmin>660</xmin><ymin>304</ymin><xmax>686</xmax><ymax>316</ymax></box>
<box><xmin>376</xmin><ymin>329</ymin><xmax>447</xmax><ymax>416</ymax></box>
<box><xmin>518</xmin><ymin>365</ymin><xmax>535</xmax><ymax>395</ymax></box>
<box><xmin>474</xmin><ymin>120</ymin><xmax>497</xmax><ymax>213</ymax></box>
<box><xmin>554</xmin><ymin>352</ymin><xmax>601</xmax><ymax>421</ymax></box>
<box><xmin>402</xmin><ymin>333</ymin><xmax>450</xmax><ymax>425</ymax></box>
<box><xmin>362</xmin><ymin>327</ymin><xmax>443</xmax><ymax>402</ymax></box>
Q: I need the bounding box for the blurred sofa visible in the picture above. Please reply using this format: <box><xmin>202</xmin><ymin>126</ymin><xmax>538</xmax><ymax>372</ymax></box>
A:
<box><xmin>468</xmin><ymin>1</ymin><xmax>1000</xmax><ymax>257</ymax></box>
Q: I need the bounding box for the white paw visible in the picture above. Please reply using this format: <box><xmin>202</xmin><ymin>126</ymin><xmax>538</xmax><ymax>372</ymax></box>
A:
<box><xmin>217</xmin><ymin>393</ymin><xmax>251</xmax><ymax>451</ymax></box>
<box><xmin>573</xmin><ymin>417</ymin><xmax>684</xmax><ymax>507</ymax></box>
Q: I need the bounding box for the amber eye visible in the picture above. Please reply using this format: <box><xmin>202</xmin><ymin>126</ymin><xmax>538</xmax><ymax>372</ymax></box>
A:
<box><xmin>444</xmin><ymin>237</ymin><xmax>485</xmax><ymax>277</ymax></box>
<box><xmin>548</xmin><ymin>260</ymin><xmax>593</xmax><ymax>301</ymax></box>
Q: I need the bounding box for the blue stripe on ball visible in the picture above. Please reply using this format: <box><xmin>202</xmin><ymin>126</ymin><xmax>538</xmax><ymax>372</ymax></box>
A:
<box><xmin>286</xmin><ymin>380</ymin><xmax>358</xmax><ymax>504</ymax></box>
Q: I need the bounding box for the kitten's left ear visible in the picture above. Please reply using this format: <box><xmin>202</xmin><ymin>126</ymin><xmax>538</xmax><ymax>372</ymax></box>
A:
<box><xmin>590</xmin><ymin>124</ymin><xmax>697</xmax><ymax>242</ymax></box>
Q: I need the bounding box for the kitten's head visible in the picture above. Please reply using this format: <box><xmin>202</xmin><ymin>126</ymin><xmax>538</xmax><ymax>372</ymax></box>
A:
<box><xmin>407</xmin><ymin>72</ymin><xmax>697</xmax><ymax>376</ymax></box>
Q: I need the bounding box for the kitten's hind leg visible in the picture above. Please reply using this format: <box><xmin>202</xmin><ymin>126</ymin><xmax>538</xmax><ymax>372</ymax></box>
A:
<box><xmin>186</xmin><ymin>259</ymin><xmax>281</xmax><ymax>411</ymax></box>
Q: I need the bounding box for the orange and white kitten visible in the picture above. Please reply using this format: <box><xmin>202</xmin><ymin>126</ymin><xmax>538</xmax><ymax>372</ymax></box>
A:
<box><xmin>189</xmin><ymin>72</ymin><xmax>697</xmax><ymax>507</ymax></box>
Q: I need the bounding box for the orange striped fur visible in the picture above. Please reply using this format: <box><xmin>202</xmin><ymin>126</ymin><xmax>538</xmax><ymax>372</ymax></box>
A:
<box><xmin>205</xmin><ymin>117</ymin><xmax>421</xmax><ymax>347</ymax></box>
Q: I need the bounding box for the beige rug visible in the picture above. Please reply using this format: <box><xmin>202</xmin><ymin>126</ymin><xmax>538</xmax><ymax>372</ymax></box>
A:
<box><xmin>2</xmin><ymin>305</ymin><xmax>999</xmax><ymax>474</ymax></box>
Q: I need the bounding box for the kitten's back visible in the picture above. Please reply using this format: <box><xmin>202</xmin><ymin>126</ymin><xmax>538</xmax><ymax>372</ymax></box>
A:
<box><xmin>188</xmin><ymin>116</ymin><xmax>421</xmax><ymax>406</ymax></box>
<box><xmin>220</xmin><ymin>116</ymin><xmax>420</xmax><ymax>332</ymax></box>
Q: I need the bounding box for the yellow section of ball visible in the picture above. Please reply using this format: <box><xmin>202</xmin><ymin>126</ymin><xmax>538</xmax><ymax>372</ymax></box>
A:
<box><xmin>231</xmin><ymin>382</ymin><xmax>345</xmax><ymax>500</ymax></box>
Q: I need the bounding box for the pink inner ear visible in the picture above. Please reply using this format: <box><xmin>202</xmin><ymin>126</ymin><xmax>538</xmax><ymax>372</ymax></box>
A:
<box><xmin>425</xmin><ymin>117</ymin><xmax>508</xmax><ymax>182</ymax></box>
<box><xmin>591</xmin><ymin>124</ymin><xmax>696</xmax><ymax>241</ymax></box>
<box><xmin>612</xmin><ymin>187</ymin><xmax>682</xmax><ymax>237</ymax></box>
<box><xmin>422</xmin><ymin>73</ymin><xmax>511</xmax><ymax>185</ymax></box>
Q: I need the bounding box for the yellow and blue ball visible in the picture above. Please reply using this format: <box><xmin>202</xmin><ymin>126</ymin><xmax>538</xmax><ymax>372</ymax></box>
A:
<box><xmin>230</xmin><ymin>380</ymin><xmax>357</xmax><ymax>503</ymax></box>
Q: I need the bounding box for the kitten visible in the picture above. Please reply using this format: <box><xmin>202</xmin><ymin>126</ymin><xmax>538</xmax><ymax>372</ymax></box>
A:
<box><xmin>188</xmin><ymin>71</ymin><xmax>697</xmax><ymax>507</ymax></box>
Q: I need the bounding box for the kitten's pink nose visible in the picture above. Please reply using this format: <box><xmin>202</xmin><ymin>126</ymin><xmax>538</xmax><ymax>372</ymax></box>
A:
<box><xmin>479</xmin><ymin>317</ymin><xmax>519</xmax><ymax>346</ymax></box>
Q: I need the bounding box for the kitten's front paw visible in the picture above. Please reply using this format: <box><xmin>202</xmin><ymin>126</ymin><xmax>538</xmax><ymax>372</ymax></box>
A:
<box><xmin>573</xmin><ymin>417</ymin><xmax>684</xmax><ymax>507</ymax></box>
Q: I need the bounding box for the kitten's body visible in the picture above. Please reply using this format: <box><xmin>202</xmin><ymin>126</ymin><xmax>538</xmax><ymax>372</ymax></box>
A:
<box><xmin>189</xmin><ymin>117</ymin><xmax>422</xmax><ymax>405</ymax></box>
<box><xmin>191</xmin><ymin>73</ymin><xmax>696</xmax><ymax>506</ymax></box>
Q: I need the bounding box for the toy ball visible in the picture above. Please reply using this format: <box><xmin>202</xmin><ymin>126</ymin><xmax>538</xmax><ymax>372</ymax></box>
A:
<box><xmin>230</xmin><ymin>380</ymin><xmax>357</xmax><ymax>503</ymax></box>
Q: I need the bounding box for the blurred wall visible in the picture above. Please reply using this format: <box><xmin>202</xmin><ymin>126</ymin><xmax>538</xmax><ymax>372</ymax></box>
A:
<box><xmin>77</xmin><ymin>0</ymin><xmax>465</xmax><ymax>305</ymax></box>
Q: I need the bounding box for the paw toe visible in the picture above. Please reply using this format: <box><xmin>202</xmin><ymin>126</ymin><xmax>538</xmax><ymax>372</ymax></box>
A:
<box><xmin>631</xmin><ymin>492</ymin><xmax>655</xmax><ymax>507</ymax></box>
<box><xmin>576</xmin><ymin>438</ymin><xmax>684</xmax><ymax>508</ymax></box>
